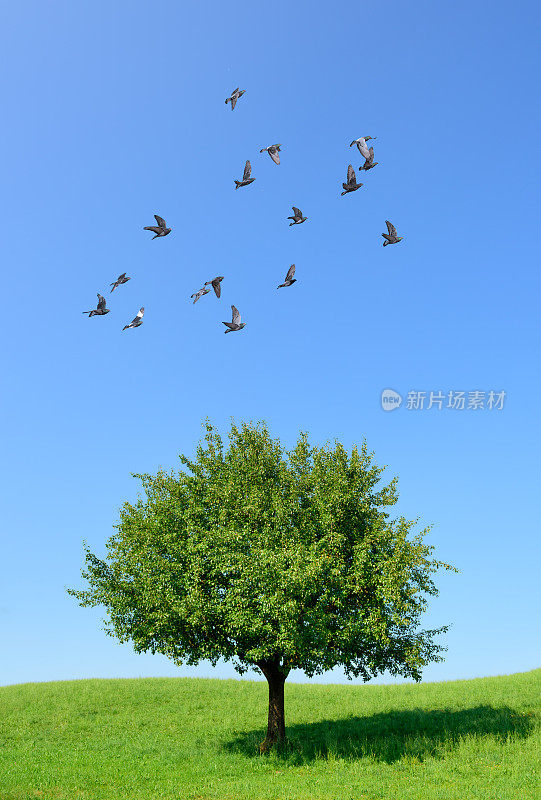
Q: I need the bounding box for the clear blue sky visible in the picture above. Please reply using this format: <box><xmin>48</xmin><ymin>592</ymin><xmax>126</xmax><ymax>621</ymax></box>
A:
<box><xmin>1</xmin><ymin>0</ymin><xmax>539</xmax><ymax>688</ymax></box>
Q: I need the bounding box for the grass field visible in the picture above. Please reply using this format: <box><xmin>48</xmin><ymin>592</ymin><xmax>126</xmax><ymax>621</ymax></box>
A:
<box><xmin>0</xmin><ymin>668</ymin><xmax>539</xmax><ymax>800</ymax></box>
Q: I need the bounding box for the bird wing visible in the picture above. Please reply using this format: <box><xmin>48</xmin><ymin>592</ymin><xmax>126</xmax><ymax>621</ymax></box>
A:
<box><xmin>347</xmin><ymin>164</ymin><xmax>355</xmax><ymax>184</ymax></box>
<box><xmin>154</xmin><ymin>215</ymin><xmax>167</xmax><ymax>229</ymax></box>
<box><xmin>118</xmin><ymin>273</ymin><xmax>126</xmax><ymax>280</ymax></box>
<box><xmin>222</xmin><ymin>322</ymin><xmax>235</xmax><ymax>329</ymax></box>
<box><xmin>144</xmin><ymin>226</ymin><xmax>162</xmax><ymax>234</ymax></box>
<box><xmin>243</xmin><ymin>160</ymin><xmax>251</xmax><ymax>180</ymax></box>
<box><xmin>97</xmin><ymin>294</ymin><xmax>106</xmax><ymax>311</ymax></box>
<box><xmin>292</xmin><ymin>206</ymin><xmax>302</xmax><ymax>219</ymax></box>
<box><xmin>128</xmin><ymin>308</ymin><xmax>143</xmax><ymax>325</ymax></box>
<box><xmin>285</xmin><ymin>264</ymin><xmax>296</xmax><ymax>281</ymax></box>
<box><xmin>230</xmin><ymin>95</ymin><xmax>237</xmax><ymax>110</ymax></box>
<box><xmin>212</xmin><ymin>278</ymin><xmax>221</xmax><ymax>298</ymax></box>
<box><xmin>367</xmin><ymin>147</ymin><xmax>374</xmax><ymax>164</ymax></box>
<box><xmin>268</xmin><ymin>146</ymin><xmax>280</xmax><ymax>165</ymax></box>
<box><xmin>386</xmin><ymin>220</ymin><xmax>397</xmax><ymax>237</ymax></box>
<box><xmin>349</xmin><ymin>139</ymin><xmax>358</xmax><ymax>147</ymax></box>
<box><xmin>231</xmin><ymin>305</ymin><xmax>241</xmax><ymax>325</ymax></box>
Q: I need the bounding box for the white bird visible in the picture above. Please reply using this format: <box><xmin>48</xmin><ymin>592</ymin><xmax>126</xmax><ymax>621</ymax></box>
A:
<box><xmin>350</xmin><ymin>136</ymin><xmax>377</xmax><ymax>160</ymax></box>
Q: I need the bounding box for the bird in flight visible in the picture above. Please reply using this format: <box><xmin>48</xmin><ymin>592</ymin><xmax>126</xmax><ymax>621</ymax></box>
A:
<box><xmin>350</xmin><ymin>136</ymin><xmax>377</xmax><ymax>159</ymax></box>
<box><xmin>359</xmin><ymin>146</ymin><xmax>378</xmax><ymax>172</ymax></box>
<box><xmin>204</xmin><ymin>276</ymin><xmax>224</xmax><ymax>298</ymax></box>
<box><xmin>235</xmin><ymin>160</ymin><xmax>255</xmax><ymax>189</ymax></box>
<box><xmin>382</xmin><ymin>221</ymin><xmax>403</xmax><ymax>246</ymax></box>
<box><xmin>191</xmin><ymin>286</ymin><xmax>210</xmax><ymax>304</ymax></box>
<box><xmin>123</xmin><ymin>307</ymin><xmax>145</xmax><ymax>330</ymax></box>
<box><xmin>83</xmin><ymin>293</ymin><xmax>110</xmax><ymax>317</ymax></box>
<box><xmin>222</xmin><ymin>305</ymin><xmax>246</xmax><ymax>333</ymax></box>
<box><xmin>110</xmin><ymin>273</ymin><xmax>131</xmax><ymax>292</ymax></box>
<box><xmin>143</xmin><ymin>215</ymin><xmax>171</xmax><ymax>239</ymax></box>
<box><xmin>225</xmin><ymin>87</ymin><xmax>246</xmax><ymax>110</ymax></box>
<box><xmin>288</xmin><ymin>206</ymin><xmax>307</xmax><ymax>225</ymax></box>
<box><xmin>260</xmin><ymin>144</ymin><xmax>282</xmax><ymax>164</ymax></box>
<box><xmin>341</xmin><ymin>165</ymin><xmax>364</xmax><ymax>195</ymax></box>
<box><xmin>277</xmin><ymin>264</ymin><xmax>296</xmax><ymax>288</ymax></box>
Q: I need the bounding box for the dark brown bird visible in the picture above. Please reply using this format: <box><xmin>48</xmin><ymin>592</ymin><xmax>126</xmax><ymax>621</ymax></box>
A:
<box><xmin>110</xmin><ymin>273</ymin><xmax>131</xmax><ymax>292</ymax></box>
<box><xmin>123</xmin><ymin>307</ymin><xmax>144</xmax><ymax>330</ymax></box>
<box><xmin>191</xmin><ymin>286</ymin><xmax>210</xmax><ymax>304</ymax></box>
<box><xmin>341</xmin><ymin>165</ymin><xmax>364</xmax><ymax>195</ymax></box>
<box><xmin>382</xmin><ymin>220</ymin><xmax>404</xmax><ymax>246</ymax></box>
<box><xmin>143</xmin><ymin>215</ymin><xmax>171</xmax><ymax>239</ymax></box>
<box><xmin>260</xmin><ymin>144</ymin><xmax>282</xmax><ymax>164</ymax></box>
<box><xmin>222</xmin><ymin>305</ymin><xmax>246</xmax><ymax>333</ymax></box>
<box><xmin>277</xmin><ymin>264</ymin><xmax>296</xmax><ymax>288</ymax></box>
<box><xmin>83</xmin><ymin>293</ymin><xmax>110</xmax><ymax>317</ymax></box>
<box><xmin>204</xmin><ymin>276</ymin><xmax>224</xmax><ymax>298</ymax></box>
<box><xmin>288</xmin><ymin>206</ymin><xmax>307</xmax><ymax>225</ymax></box>
<box><xmin>225</xmin><ymin>87</ymin><xmax>246</xmax><ymax>110</ymax></box>
<box><xmin>359</xmin><ymin>147</ymin><xmax>378</xmax><ymax>171</ymax></box>
<box><xmin>234</xmin><ymin>160</ymin><xmax>255</xmax><ymax>189</ymax></box>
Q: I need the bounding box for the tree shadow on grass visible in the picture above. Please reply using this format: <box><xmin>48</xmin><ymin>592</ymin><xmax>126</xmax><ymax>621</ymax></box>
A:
<box><xmin>222</xmin><ymin>706</ymin><xmax>536</xmax><ymax>765</ymax></box>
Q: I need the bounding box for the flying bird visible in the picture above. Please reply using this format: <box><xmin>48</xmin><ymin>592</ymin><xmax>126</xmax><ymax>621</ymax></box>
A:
<box><xmin>288</xmin><ymin>206</ymin><xmax>307</xmax><ymax>225</ymax></box>
<box><xmin>234</xmin><ymin>160</ymin><xmax>255</xmax><ymax>189</ymax></box>
<box><xmin>143</xmin><ymin>214</ymin><xmax>171</xmax><ymax>239</ymax></box>
<box><xmin>204</xmin><ymin>276</ymin><xmax>224</xmax><ymax>298</ymax></box>
<box><xmin>110</xmin><ymin>273</ymin><xmax>131</xmax><ymax>292</ymax></box>
<box><xmin>277</xmin><ymin>264</ymin><xmax>296</xmax><ymax>288</ymax></box>
<box><xmin>191</xmin><ymin>286</ymin><xmax>210</xmax><ymax>304</ymax></box>
<box><xmin>382</xmin><ymin>221</ymin><xmax>403</xmax><ymax>246</ymax></box>
<box><xmin>260</xmin><ymin>144</ymin><xmax>282</xmax><ymax>164</ymax></box>
<box><xmin>83</xmin><ymin>293</ymin><xmax>110</xmax><ymax>317</ymax></box>
<box><xmin>222</xmin><ymin>305</ymin><xmax>246</xmax><ymax>333</ymax></box>
<box><xmin>123</xmin><ymin>307</ymin><xmax>144</xmax><ymax>330</ymax></box>
<box><xmin>350</xmin><ymin>136</ymin><xmax>377</xmax><ymax>159</ymax></box>
<box><xmin>359</xmin><ymin>146</ymin><xmax>378</xmax><ymax>172</ymax></box>
<box><xmin>341</xmin><ymin>165</ymin><xmax>364</xmax><ymax>195</ymax></box>
<box><xmin>225</xmin><ymin>87</ymin><xmax>246</xmax><ymax>110</ymax></box>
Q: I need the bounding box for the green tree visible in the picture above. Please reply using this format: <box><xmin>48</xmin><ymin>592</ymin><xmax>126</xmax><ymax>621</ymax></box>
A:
<box><xmin>67</xmin><ymin>420</ymin><xmax>458</xmax><ymax>753</ymax></box>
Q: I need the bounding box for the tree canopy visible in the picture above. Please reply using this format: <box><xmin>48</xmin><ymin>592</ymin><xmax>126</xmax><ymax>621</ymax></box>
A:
<box><xmin>67</xmin><ymin>419</ymin><xmax>458</xmax><ymax>751</ymax></box>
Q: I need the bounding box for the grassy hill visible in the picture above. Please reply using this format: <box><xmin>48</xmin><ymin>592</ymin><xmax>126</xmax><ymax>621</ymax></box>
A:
<box><xmin>0</xmin><ymin>668</ymin><xmax>539</xmax><ymax>800</ymax></box>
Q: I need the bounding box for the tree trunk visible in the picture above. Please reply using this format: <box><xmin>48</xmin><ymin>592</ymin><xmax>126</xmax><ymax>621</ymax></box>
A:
<box><xmin>257</xmin><ymin>657</ymin><xmax>288</xmax><ymax>754</ymax></box>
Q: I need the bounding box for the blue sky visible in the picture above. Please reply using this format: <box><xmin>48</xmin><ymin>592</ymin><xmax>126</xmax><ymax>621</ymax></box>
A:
<box><xmin>1</xmin><ymin>0</ymin><xmax>539</xmax><ymax>687</ymax></box>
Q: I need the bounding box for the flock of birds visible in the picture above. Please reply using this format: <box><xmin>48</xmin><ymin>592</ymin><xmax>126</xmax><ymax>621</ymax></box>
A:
<box><xmin>83</xmin><ymin>86</ymin><xmax>404</xmax><ymax>334</ymax></box>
